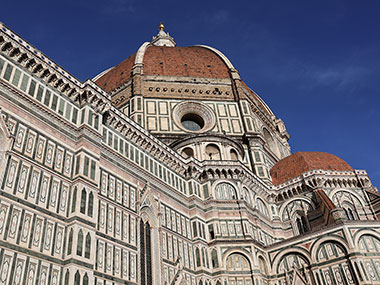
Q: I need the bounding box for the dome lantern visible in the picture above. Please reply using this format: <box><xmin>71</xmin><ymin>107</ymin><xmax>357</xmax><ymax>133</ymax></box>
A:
<box><xmin>151</xmin><ymin>22</ymin><xmax>176</xmax><ymax>47</ymax></box>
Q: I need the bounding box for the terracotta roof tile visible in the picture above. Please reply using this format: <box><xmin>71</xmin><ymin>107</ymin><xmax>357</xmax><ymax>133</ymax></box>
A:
<box><xmin>95</xmin><ymin>53</ymin><xmax>136</xmax><ymax>92</ymax></box>
<box><xmin>95</xmin><ymin>45</ymin><xmax>231</xmax><ymax>93</ymax></box>
<box><xmin>270</xmin><ymin>152</ymin><xmax>353</xmax><ymax>186</ymax></box>
<box><xmin>143</xmin><ymin>46</ymin><xmax>230</xmax><ymax>78</ymax></box>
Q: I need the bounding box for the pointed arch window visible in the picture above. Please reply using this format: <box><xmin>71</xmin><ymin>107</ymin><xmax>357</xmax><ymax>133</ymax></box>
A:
<box><xmin>77</xmin><ymin>229</ymin><xmax>83</xmax><ymax>256</ymax></box>
<box><xmin>342</xmin><ymin>202</ymin><xmax>357</xmax><ymax>220</ymax></box>
<box><xmin>211</xmin><ymin>249</ymin><xmax>219</xmax><ymax>268</ymax></box>
<box><xmin>64</xmin><ymin>270</ymin><xmax>69</xmax><ymax>285</ymax></box>
<box><xmin>80</xmin><ymin>188</ymin><xmax>87</xmax><ymax>214</ymax></box>
<box><xmin>85</xmin><ymin>233</ymin><xmax>91</xmax><ymax>258</ymax></box>
<box><xmin>67</xmin><ymin>228</ymin><xmax>73</xmax><ymax>255</ymax></box>
<box><xmin>294</xmin><ymin>213</ymin><xmax>309</xmax><ymax>235</ymax></box>
<box><xmin>71</xmin><ymin>187</ymin><xmax>77</xmax><ymax>213</ymax></box>
<box><xmin>195</xmin><ymin>248</ymin><xmax>201</xmax><ymax>268</ymax></box>
<box><xmin>83</xmin><ymin>273</ymin><xmax>89</xmax><ymax>285</ymax></box>
<box><xmin>74</xmin><ymin>271</ymin><xmax>80</xmax><ymax>285</ymax></box>
<box><xmin>140</xmin><ymin>219</ymin><xmax>152</xmax><ymax>284</ymax></box>
<box><xmin>88</xmin><ymin>192</ymin><xmax>94</xmax><ymax>217</ymax></box>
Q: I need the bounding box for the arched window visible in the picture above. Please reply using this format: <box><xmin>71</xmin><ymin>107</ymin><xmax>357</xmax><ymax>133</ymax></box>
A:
<box><xmin>71</xmin><ymin>187</ymin><xmax>77</xmax><ymax>213</ymax></box>
<box><xmin>203</xmin><ymin>248</ymin><xmax>209</xmax><ymax>268</ymax></box>
<box><xmin>211</xmin><ymin>249</ymin><xmax>219</xmax><ymax>268</ymax></box>
<box><xmin>332</xmin><ymin>191</ymin><xmax>363</xmax><ymax>220</ymax></box>
<box><xmin>64</xmin><ymin>270</ymin><xmax>69</xmax><ymax>285</ymax></box>
<box><xmin>80</xmin><ymin>188</ymin><xmax>87</xmax><ymax>214</ymax></box>
<box><xmin>243</xmin><ymin>188</ymin><xmax>251</xmax><ymax>205</ymax></box>
<box><xmin>202</xmin><ymin>248</ymin><xmax>206</xmax><ymax>268</ymax></box>
<box><xmin>226</xmin><ymin>253</ymin><xmax>252</xmax><ymax>283</ymax></box>
<box><xmin>277</xmin><ymin>253</ymin><xmax>309</xmax><ymax>276</ymax></box>
<box><xmin>215</xmin><ymin>183</ymin><xmax>237</xmax><ymax>200</ymax></box>
<box><xmin>195</xmin><ymin>248</ymin><xmax>201</xmax><ymax>268</ymax></box>
<box><xmin>256</xmin><ymin>198</ymin><xmax>269</xmax><ymax>218</ymax></box>
<box><xmin>67</xmin><ymin>228</ymin><xmax>73</xmax><ymax>255</ymax></box>
<box><xmin>140</xmin><ymin>220</ymin><xmax>152</xmax><ymax>284</ymax></box>
<box><xmin>77</xmin><ymin>229</ymin><xmax>83</xmax><ymax>256</ymax></box>
<box><xmin>230</xmin><ymin>149</ymin><xmax>238</xmax><ymax>160</ymax></box>
<box><xmin>85</xmin><ymin>233</ymin><xmax>91</xmax><ymax>258</ymax></box>
<box><xmin>88</xmin><ymin>192</ymin><xmax>94</xmax><ymax>217</ymax></box>
<box><xmin>83</xmin><ymin>273</ymin><xmax>89</xmax><ymax>285</ymax></box>
<box><xmin>74</xmin><ymin>271</ymin><xmax>80</xmax><ymax>285</ymax></box>
<box><xmin>342</xmin><ymin>202</ymin><xmax>357</xmax><ymax>220</ymax></box>
<box><xmin>293</xmin><ymin>212</ymin><xmax>309</xmax><ymax>235</ymax></box>
<box><xmin>205</xmin><ymin>144</ymin><xmax>221</xmax><ymax>160</ymax></box>
<box><xmin>182</xmin><ymin>147</ymin><xmax>194</xmax><ymax>158</ymax></box>
<box><xmin>316</xmin><ymin>242</ymin><xmax>354</xmax><ymax>284</ymax></box>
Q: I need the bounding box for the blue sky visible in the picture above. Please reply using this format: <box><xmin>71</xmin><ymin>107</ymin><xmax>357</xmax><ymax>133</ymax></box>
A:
<box><xmin>2</xmin><ymin>0</ymin><xmax>380</xmax><ymax>188</ymax></box>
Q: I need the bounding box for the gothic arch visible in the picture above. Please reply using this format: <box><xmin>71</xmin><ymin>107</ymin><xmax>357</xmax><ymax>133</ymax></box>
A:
<box><xmin>291</xmin><ymin>210</ymin><xmax>310</xmax><ymax>235</ymax></box>
<box><xmin>329</xmin><ymin>189</ymin><xmax>366</xmax><ymax>208</ymax></box>
<box><xmin>138</xmin><ymin>189</ymin><xmax>160</xmax><ymax>284</ymax></box>
<box><xmin>221</xmin><ymin>248</ymin><xmax>254</xmax><ymax>268</ymax></box>
<box><xmin>140</xmin><ymin>206</ymin><xmax>159</xmax><ymax>228</ymax></box>
<box><xmin>272</xmin><ymin>247</ymin><xmax>312</xmax><ymax>273</ymax></box>
<box><xmin>279</xmin><ymin>197</ymin><xmax>315</xmax><ymax>221</ymax></box>
<box><xmin>213</xmin><ymin>181</ymin><xmax>238</xmax><ymax>200</ymax></box>
<box><xmin>310</xmin><ymin>236</ymin><xmax>350</xmax><ymax>261</ymax></box>
<box><xmin>139</xmin><ymin>189</ymin><xmax>159</xmax><ymax>228</ymax></box>
<box><xmin>353</xmin><ymin>229</ymin><xmax>380</xmax><ymax>248</ymax></box>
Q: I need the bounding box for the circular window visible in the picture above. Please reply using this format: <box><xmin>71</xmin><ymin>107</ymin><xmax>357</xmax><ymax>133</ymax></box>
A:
<box><xmin>181</xmin><ymin>114</ymin><xmax>204</xmax><ymax>131</ymax></box>
<box><xmin>173</xmin><ymin>101</ymin><xmax>216</xmax><ymax>133</ymax></box>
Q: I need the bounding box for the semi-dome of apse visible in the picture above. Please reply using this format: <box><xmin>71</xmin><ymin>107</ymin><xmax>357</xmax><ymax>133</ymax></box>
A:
<box><xmin>270</xmin><ymin>151</ymin><xmax>354</xmax><ymax>186</ymax></box>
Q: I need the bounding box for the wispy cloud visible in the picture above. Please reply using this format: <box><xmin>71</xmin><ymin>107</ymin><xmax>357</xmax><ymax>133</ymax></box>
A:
<box><xmin>305</xmin><ymin>65</ymin><xmax>369</xmax><ymax>90</ymax></box>
<box><xmin>210</xmin><ymin>9</ymin><xmax>229</xmax><ymax>24</ymax></box>
<box><xmin>199</xmin><ymin>9</ymin><xmax>229</xmax><ymax>28</ymax></box>
<box><xmin>101</xmin><ymin>0</ymin><xmax>137</xmax><ymax>15</ymax></box>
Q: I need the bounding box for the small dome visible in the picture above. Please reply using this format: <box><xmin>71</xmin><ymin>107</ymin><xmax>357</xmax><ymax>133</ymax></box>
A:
<box><xmin>270</xmin><ymin>152</ymin><xmax>353</xmax><ymax>186</ymax></box>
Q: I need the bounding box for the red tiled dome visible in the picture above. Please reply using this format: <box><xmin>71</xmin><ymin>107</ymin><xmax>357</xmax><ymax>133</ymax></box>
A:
<box><xmin>95</xmin><ymin>53</ymin><xmax>136</xmax><ymax>93</ymax></box>
<box><xmin>270</xmin><ymin>152</ymin><xmax>353</xmax><ymax>186</ymax></box>
<box><xmin>95</xmin><ymin>45</ymin><xmax>230</xmax><ymax>93</ymax></box>
<box><xmin>142</xmin><ymin>46</ymin><xmax>230</xmax><ymax>78</ymax></box>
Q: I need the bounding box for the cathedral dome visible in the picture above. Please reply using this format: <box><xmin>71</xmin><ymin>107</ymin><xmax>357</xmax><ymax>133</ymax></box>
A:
<box><xmin>270</xmin><ymin>152</ymin><xmax>354</xmax><ymax>185</ymax></box>
<box><xmin>94</xmin><ymin>45</ymin><xmax>230</xmax><ymax>93</ymax></box>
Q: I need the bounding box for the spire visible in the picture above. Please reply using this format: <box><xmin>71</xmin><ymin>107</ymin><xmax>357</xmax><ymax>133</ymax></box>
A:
<box><xmin>151</xmin><ymin>22</ymin><xmax>176</xmax><ymax>47</ymax></box>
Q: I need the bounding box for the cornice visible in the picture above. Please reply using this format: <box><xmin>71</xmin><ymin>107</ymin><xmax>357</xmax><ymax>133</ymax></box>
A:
<box><xmin>0</xmin><ymin>22</ymin><xmax>111</xmax><ymax>114</ymax></box>
<box><xmin>271</xmin><ymin>169</ymin><xmax>372</xmax><ymax>203</ymax></box>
